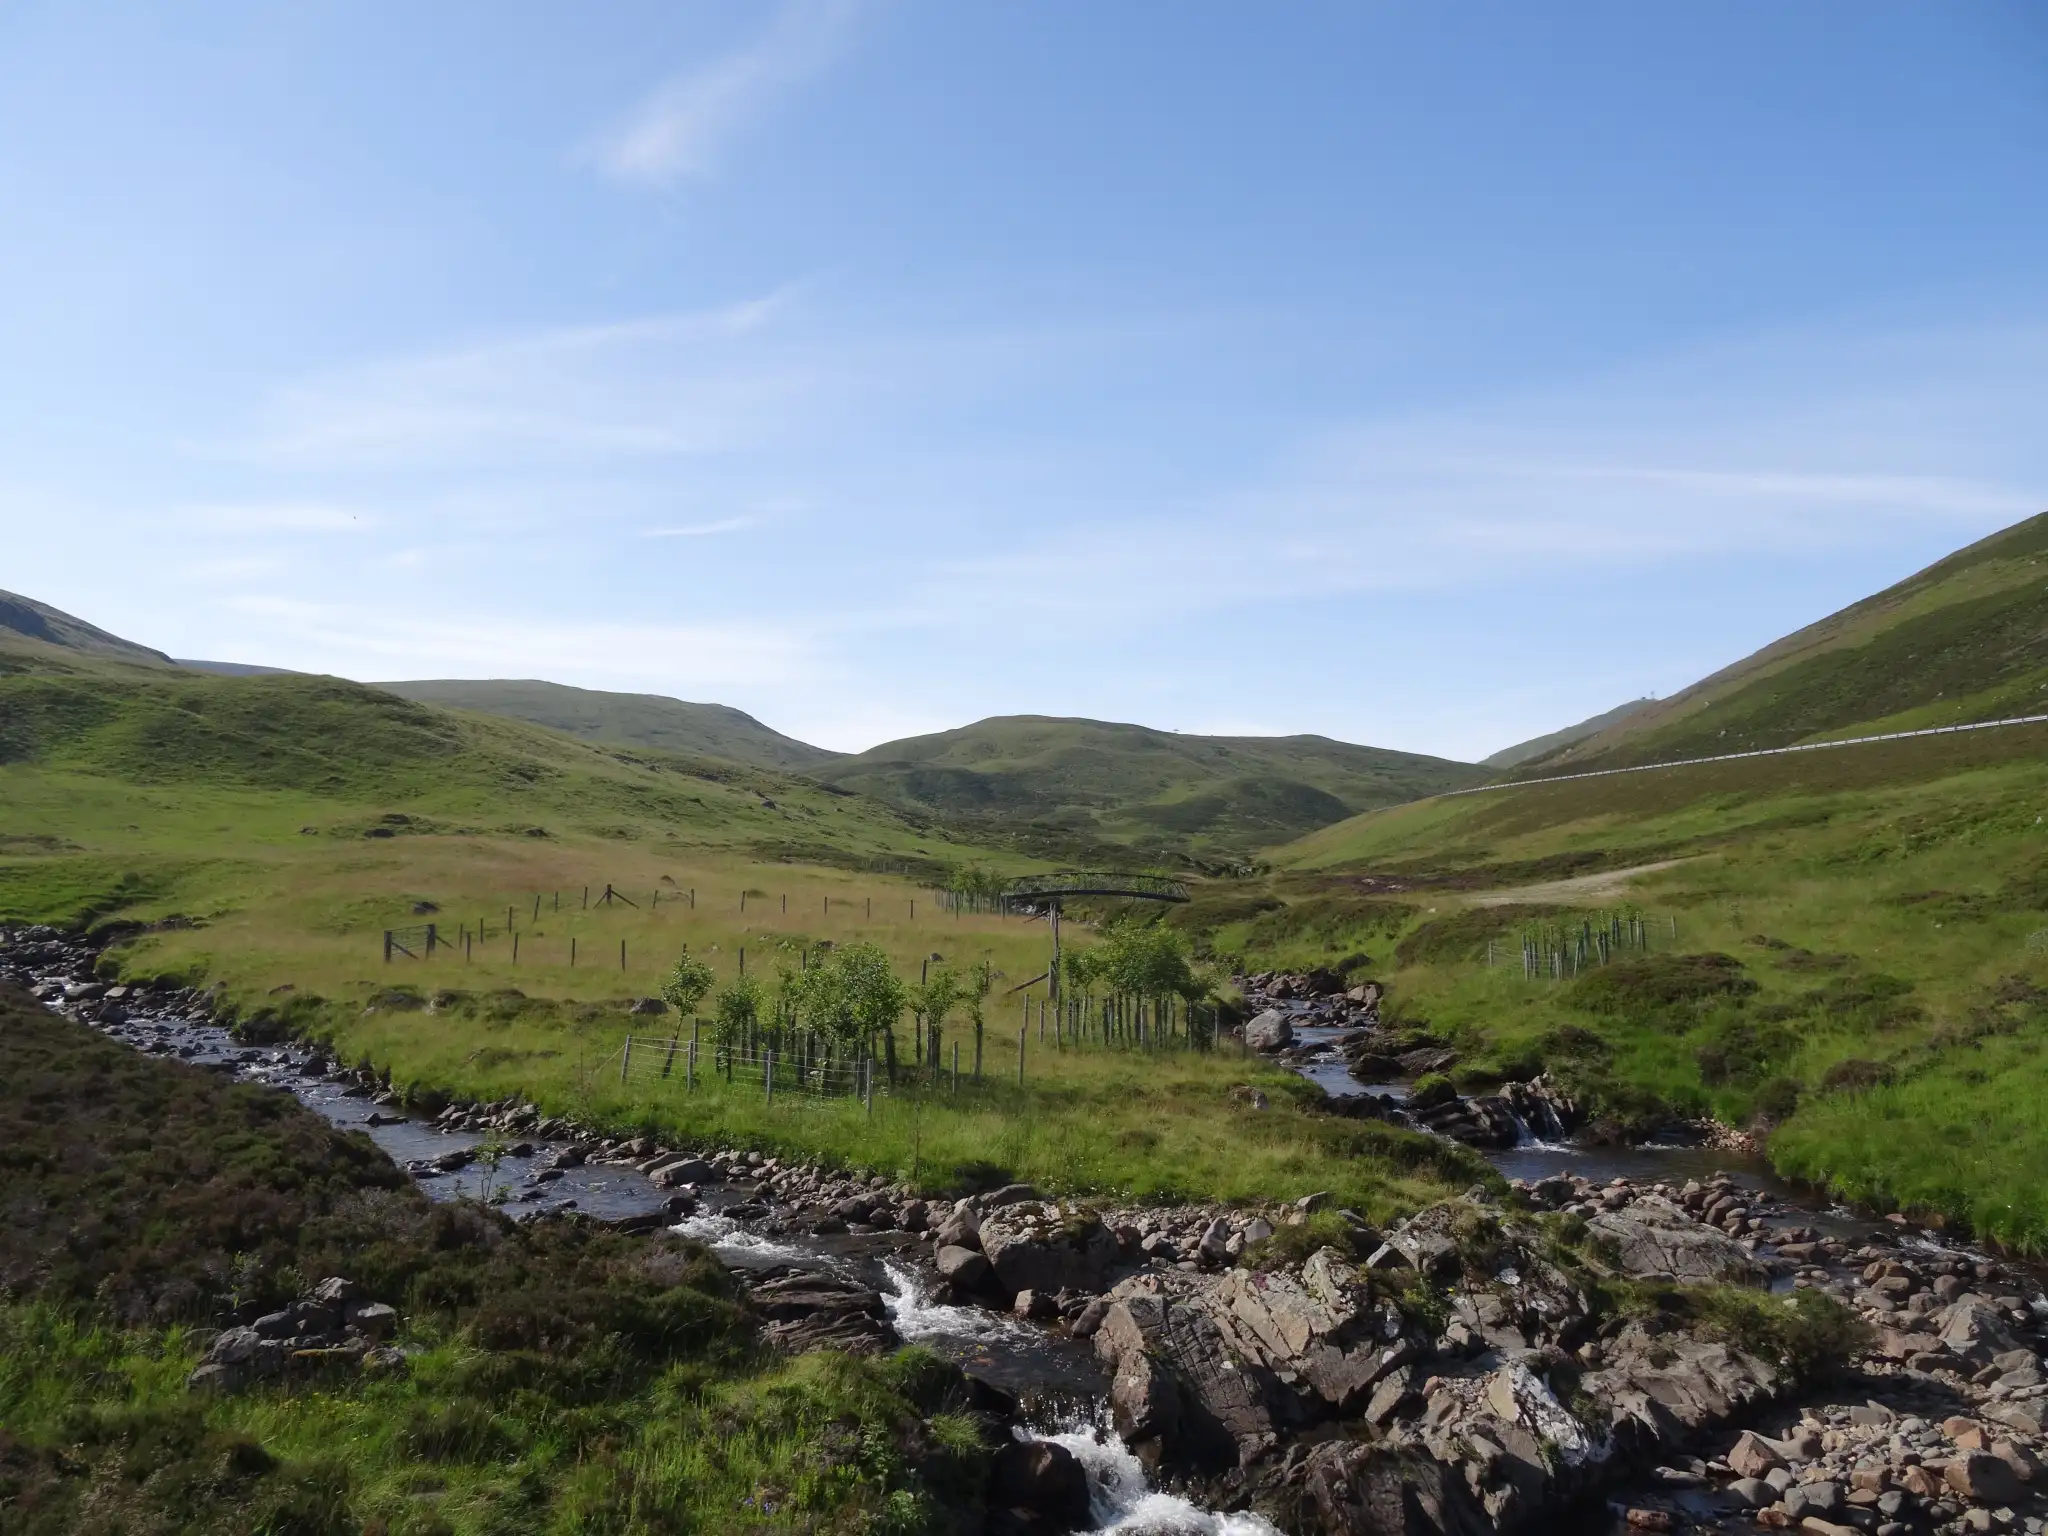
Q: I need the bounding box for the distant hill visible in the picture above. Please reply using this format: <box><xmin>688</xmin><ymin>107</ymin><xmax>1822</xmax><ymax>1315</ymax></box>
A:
<box><xmin>371</xmin><ymin>678</ymin><xmax>840</xmax><ymax>774</ymax></box>
<box><xmin>1483</xmin><ymin>698</ymin><xmax>1655</xmax><ymax>768</ymax></box>
<box><xmin>815</xmin><ymin>715</ymin><xmax>1487</xmax><ymax>858</ymax></box>
<box><xmin>0</xmin><ymin>589</ymin><xmax>173</xmax><ymax>670</ymax></box>
<box><xmin>174</xmin><ymin>659</ymin><xmax>299</xmax><ymax>677</ymax></box>
<box><xmin>1514</xmin><ymin>509</ymin><xmax>2048</xmax><ymax>774</ymax></box>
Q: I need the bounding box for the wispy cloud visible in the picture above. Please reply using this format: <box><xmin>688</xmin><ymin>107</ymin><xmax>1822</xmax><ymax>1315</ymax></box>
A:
<box><xmin>588</xmin><ymin>0</ymin><xmax>861</xmax><ymax>185</ymax></box>
<box><xmin>228</xmin><ymin>294</ymin><xmax>824</xmax><ymax>471</ymax></box>
<box><xmin>638</xmin><ymin>516</ymin><xmax>756</xmax><ymax>538</ymax></box>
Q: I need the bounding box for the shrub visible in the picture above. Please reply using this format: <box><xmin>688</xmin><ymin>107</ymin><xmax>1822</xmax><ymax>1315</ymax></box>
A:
<box><xmin>1566</xmin><ymin>953</ymin><xmax>1757</xmax><ymax>1018</ymax></box>
<box><xmin>1689</xmin><ymin>1286</ymin><xmax>1869</xmax><ymax>1380</ymax></box>
<box><xmin>1395</xmin><ymin>904</ymin><xmax>1565</xmax><ymax>967</ymax></box>
<box><xmin>1820</xmin><ymin>1058</ymin><xmax>1893</xmax><ymax>1093</ymax></box>
<box><xmin>1408</xmin><ymin>1073</ymin><xmax>1457</xmax><ymax>1110</ymax></box>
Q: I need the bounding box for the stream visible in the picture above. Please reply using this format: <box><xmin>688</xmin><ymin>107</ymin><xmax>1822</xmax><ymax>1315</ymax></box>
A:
<box><xmin>11</xmin><ymin>944</ymin><xmax>1983</xmax><ymax>1535</ymax></box>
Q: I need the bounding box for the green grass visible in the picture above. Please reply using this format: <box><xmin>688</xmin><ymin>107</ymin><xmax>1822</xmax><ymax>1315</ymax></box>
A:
<box><xmin>1171</xmin><ymin>724</ymin><xmax>2048</xmax><ymax>1248</ymax></box>
<box><xmin>0</xmin><ymin>989</ymin><xmax>999</xmax><ymax>1533</ymax></box>
<box><xmin>372</xmin><ymin>678</ymin><xmax>841</xmax><ymax>773</ymax></box>
<box><xmin>1519</xmin><ymin>508</ymin><xmax>2048</xmax><ymax>772</ymax></box>
<box><xmin>0</xmin><ymin>655</ymin><xmax>1482</xmax><ymax>1219</ymax></box>
<box><xmin>814</xmin><ymin>713</ymin><xmax>1489</xmax><ymax>861</ymax></box>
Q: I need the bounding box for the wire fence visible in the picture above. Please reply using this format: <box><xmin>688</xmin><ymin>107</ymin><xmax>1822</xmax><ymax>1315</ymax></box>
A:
<box><xmin>1486</xmin><ymin>909</ymin><xmax>1677</xmax><ymax>981</ymax></box>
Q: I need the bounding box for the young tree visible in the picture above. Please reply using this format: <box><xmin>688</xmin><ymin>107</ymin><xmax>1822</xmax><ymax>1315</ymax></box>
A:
<box><xmin>912</xmin><ymin>965</ymin><xmax>961</xmax><ymax>1082</ymax></box>
<box><xmin>965</xmin><ymin>955</ymin><xmax>994</xmax><ymax>1078</ymax></box>
<box><xmin>710</xmin><ymin>974</ymin><xmax>765</xmax><ymax>1052</ymax></box>
<box><xmin>660</xmin><ymin>952</ymin><xmax>716</xmax><ymax>1018</ymax></box>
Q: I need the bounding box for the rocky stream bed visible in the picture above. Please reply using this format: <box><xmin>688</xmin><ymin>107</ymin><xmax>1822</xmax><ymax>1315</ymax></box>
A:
<box><xmin>10</xmin><ymin>930</ymin><xmax>2048</xmax><ymax>1536</ymax></box>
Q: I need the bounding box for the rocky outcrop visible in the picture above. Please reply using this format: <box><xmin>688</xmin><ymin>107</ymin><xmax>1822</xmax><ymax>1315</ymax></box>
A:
<box><xmin>979</xmin><ymin>1204</ymin><xmax>1121</xmax><ymax>1298</ymax></box>
<box><xmin>747</xmin><ymin>1270</ymin><xmax>898</xmax><ymax>1355</ymax></box>
<box><xmin>188</xmin><ymin>1275</ymin><xmax>407</xmax><ymax>1392</ymax></box>
<box><xmin>1585</xmin><ymin>1195</ymin><xmax>1768</xmax><ymax>1285</ymax></box>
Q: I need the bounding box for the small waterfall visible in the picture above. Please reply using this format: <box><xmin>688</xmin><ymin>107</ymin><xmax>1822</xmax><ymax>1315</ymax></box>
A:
<box><xmin>879</xmin><ymin>1258</ymin><xmax>1035</xmax><ymax>1347</ymax></box>
<box><xmin>1018</xmin><ymin>1415</ymin><xmax>1283</xmax><ymax>1534</ymax></box>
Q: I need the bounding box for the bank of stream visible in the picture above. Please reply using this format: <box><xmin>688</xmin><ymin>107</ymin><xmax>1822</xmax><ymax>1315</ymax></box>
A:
<box><xmin>17</xmin><ymin>929</ymin><xmax>2046</xmax><ymax>1536</ymax></box>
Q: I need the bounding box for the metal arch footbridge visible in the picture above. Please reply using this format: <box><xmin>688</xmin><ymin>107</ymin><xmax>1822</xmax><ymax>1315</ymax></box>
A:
<box><xmin>1002</xmin><ymin>872</ymin><xmax>1190</xmax><ymax>1006</ymax></box>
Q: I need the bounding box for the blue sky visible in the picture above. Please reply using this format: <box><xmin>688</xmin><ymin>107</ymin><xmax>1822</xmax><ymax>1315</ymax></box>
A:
<box><xmin>2</xmin><ymin>2</ymin><xmax>2044</xmax><ymax>759</ymax></box>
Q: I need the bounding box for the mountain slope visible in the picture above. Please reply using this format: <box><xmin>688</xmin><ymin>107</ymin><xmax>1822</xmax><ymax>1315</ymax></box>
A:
<box><xmin>0</xmin><ymin>589</ymin><xmax>173</xmax><ymax>670</ymax></box>
<box><xmin>1483</xmin><ymin>698</ymin><xmax>1654</xmax><ymax>768</ymax></box>
<box><xmin>370</xmin><ymin>678</ymin><xmax>839</xmax><ymax>773</ymax></box>
<box><xmin>816</xmin><ymin>715</ymin><xmax>1487</xmax><ymax>858</ymax></box>
<box><xmin>1517</xmin><ymin>510</ymin><xmax>2048</xmax><ymax>774</ymax></box>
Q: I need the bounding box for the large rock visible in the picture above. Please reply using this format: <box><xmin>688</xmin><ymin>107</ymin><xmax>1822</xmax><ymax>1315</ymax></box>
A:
<box><xmin>1094</xmin><ymin>1288</ymin><xmax>1286</xmax><ymax>1470</ymax></box>
<box><xmin>1274</xmin><ymin>1441</ymin><xmax>1495</xmax><ymax>1536</ymax></box>
<box><xmin>1110</xmin><ymin>1347</ymin><xmax>1182</xmax><ymax>1461</ymax></box>
<box><xmin>978</xmin><ymin>1205</ymin><xmax>1120</xmax><ymax>1297</ymax></box>
<box><xmin>649</xmin><ymin>1157</ymin><xmax>715</xmax><ymax>1189</ymax></box>
<box><xmin>936</xmin><ymin>1245</ymin><xmax>991</xmax><ymax>1289</ymax></box>
<box><xmin>1199</xmin><ymin>1250</ymin><xmax>1417</xmax><ymax>1412</ymax></box>
<box><xmin>933</xmin><ymin>1201</ymin><xmax>982</xmax><ymax>1251</ymax></box>
<box><xmin>747</xmin><ymin>1271</ymin><xmax>898</xmax><ymax>1355</ymax></box>
<box><xmin>1244</xmin><ymin>1009</ymin><xmax>1293</xmax><ymax>1052</ymax></box>
<box><xmin>987</xmin><ymin>1439</ymin><xmax>1093</xmax><ymax>1531</ymax></box>
<box><xmin>1585</xmin><ymin>1197</ymin><xmax>1768</xmax><ymax>1286</ymax></box>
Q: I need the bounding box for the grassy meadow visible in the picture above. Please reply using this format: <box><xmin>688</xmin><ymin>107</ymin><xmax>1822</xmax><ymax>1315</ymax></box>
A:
<box><xmin>1178</xmin><ymin>724</ymin><xmax>2048</xmax><ymax>1247</ymax></box>
<box><xmin>0</xmin><ymin>657</ymin><xmax>1483</xmax><ymax>1219</ymax></box>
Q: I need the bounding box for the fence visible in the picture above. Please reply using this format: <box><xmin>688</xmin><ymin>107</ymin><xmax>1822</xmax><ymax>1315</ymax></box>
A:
<box><xmin>1490</xmin><ymin>910</ymin><xmax>1676</xmax><ymax>981</ymax></box>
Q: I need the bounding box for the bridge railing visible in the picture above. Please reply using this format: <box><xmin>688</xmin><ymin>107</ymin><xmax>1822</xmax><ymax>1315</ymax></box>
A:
<box><xmin>1002</xmin><ymin>872</ymin><xmax>1190</xmax><ymax>906</ymax></box>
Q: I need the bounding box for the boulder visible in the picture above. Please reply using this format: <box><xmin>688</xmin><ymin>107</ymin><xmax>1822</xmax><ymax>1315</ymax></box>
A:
<box><xmin>1110</xmin><ymin>1347</ymin><xmax>1182</xmax><ymax>1459</ymax></box>
<box><xmin>1585</xmin><ymin>1197</ymin><xmax>1767</xmax><ymax>1286</ymax></box>
<box><xmin>936</xmin><ymin>1245</ymin><xmax>991</xmax><ymax>1290</ymax></box>
<box><xmin>987</xmin><ymin>1439</ymin><xmax>1093</xmax><ymax>1531</ymax></box>
<box><xmin>1277</xmin><ymin>1442</ymin><xmax>1494</xmax><ymax>1536</ymax></box>
<box><xmin>347</xmin><ymin>1302</ymin><xmax>399</xmax><ymax>1341</ymax></box>
<box><xmin>1244</xmin><ymin>1010</ymin><xmax>1293</xmax><ymax>1052</ymax></box>
<box><xmin>934</xmin><ymin>1202</ymin><xmax>982</xmax><ymax>1251</ymax></box>
<box><xmin>649</xmin><ymin>1157</ymin><xmax>715</xmax><ymax>1189</ymax></box>
<box><xmin>748</xmin><ymin>1272</ymin><xmax>898</xmax><ymax>1356</ymax></box>
<box><xmin>1727</xmin><ymin>1430</ymin><xmax>1785</xmax><ymax>1479</ymax></box>
<box><xmin>979</xmin><ymin>1207</ymin><xmax>1120</xmax><ymax>1297</ymax></box>
<box><xmin>1094</xmin><ymin>1289</ymin><xmax>1283</xmax><ymax>1470</ymax></box>
<box><xmin>1946</xmin><ymin>1451</ymin><xmax>2024</xmax><ymax>1505</ymax></box>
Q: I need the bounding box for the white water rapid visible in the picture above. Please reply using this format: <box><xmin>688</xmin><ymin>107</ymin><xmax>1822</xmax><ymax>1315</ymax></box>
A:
<box><xmin>1021</xmin><ymin>1418</ymin><xmax>1283</xmax><ymax>1535</ymax></box>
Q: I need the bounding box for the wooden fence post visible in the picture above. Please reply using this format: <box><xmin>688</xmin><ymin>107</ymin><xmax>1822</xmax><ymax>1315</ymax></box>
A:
<box><xmin>383</xmin><ymin>930</ymin><xmax>393</xmax><ymax>963</ymax></box>
<box><xmin>765</xmin><ymin>1049</ymin><xmax>774</xmax><ymax>1106</ymax></box>
<box><xmin>1018</xmin><ymin>1027</ymin><xmax>1026</xmax><ymax>1086</ymax></box>
<box><xmin>512</xmin><ymin>933</ymin><xmax>519</xmax><ymax>963</ymax></box>
<box><xmin>571</xmin><ymin>937</ymin><xmax>576</xmax><ymax>967</ymax></box>
<box><xmin>687</xmin><ymin>1038</ymin><xmax>697</xmax><ymax>1091</ymax></box>
<box><xmin>620</xmin><ymin>939</ymin><xmax>626</xmax><ymax>971</ymax></box>
<box><xmin>620</xmin><ymin>1038</ymin><xmax>632</xmax><ymax>1084</ymax></box>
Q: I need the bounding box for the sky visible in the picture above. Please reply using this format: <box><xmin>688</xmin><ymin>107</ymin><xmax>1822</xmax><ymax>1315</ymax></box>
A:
<box><xmin>2</xmin><ymin>2</ymin><xmax>2045</xmax><ymax>760</ymax></box>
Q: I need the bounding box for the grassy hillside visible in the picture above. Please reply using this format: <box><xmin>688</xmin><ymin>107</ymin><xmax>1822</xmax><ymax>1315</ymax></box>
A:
<box><xmin>0</xmin><ymin>588</ymin><xmax>174</xmax><ymax>669</ymax></box>
<box><xmin>1518</xmin><ymin>509</ymin><xmax>2048</xmax><ymax>773</ymax></box>
<box><xmin>1178</xmin><ymin>718</ymin><xmax>2048</xmax><ymax>1247</ymax></box>
<box><xmin>818</xmin><ymin>714</ymin><xmax>1488</xmax><ymax>862</ymax></box>
<box><xmin>1482</xmin><ymin>697</ymin><xmax>1653</xmax><ymax>768</ymax></box>
<box><xmin>374</xmin><ymin>677</ymin><xmax>839</xmax><ymax>773</ymax></box>
<box><xmin>0</xmin><ymin>647</ymin><xmax>1480</xmax><ymax>1216</ymax></box>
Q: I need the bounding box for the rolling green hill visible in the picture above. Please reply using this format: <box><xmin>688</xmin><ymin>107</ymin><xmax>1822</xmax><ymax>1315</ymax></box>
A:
<box><xmin>816</xmin><ymin>714</ymin><xmax>1488</xmax><ymax>860</ymax></box>
<box><xmin>1514</xmin><ymin>509</ymin><xmax>2048</xmax><ymax>774</ymax></box>
<box><xmin>371</xmin><ymin>677</ymin><xmax>839</xmax><ymax>773</ymax></box>
<box><xmin>0</xmin><ymin>589</ymin><xmax>174</xmax><ymax>670</ymax></box>
<box><xmin>1483</xmin><ymin>697</ymin><xmax>1653</xmax><ymax>768</ymax></box>
<box><xmin>1217</xmin><ymin>516</ymin><xmax>2048</xmax><ymax>1246</ymax></box>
